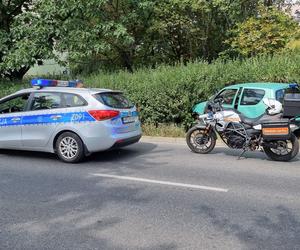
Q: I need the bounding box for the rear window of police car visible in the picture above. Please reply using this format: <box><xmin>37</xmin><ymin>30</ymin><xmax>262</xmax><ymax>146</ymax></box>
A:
<box><xmin>94</xmin><ymin>92</ymin><xmax>134</xmax><ymax>109</ymax></box>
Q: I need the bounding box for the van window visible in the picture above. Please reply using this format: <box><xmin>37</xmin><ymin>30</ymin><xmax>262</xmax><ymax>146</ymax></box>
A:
<box><xmin>215</xmin><ymin>89</ymin><xmax>237</xmax><ymax>105</ymax></box>
<box><xmin>276</xmin><ymin>89</ymin><xmax>285</xmax><ymax>103</ymax></box>
<box><xmin>240</xmin><ymin>89</ymin><xmax>265</xmax><ymax>105</ymax></box>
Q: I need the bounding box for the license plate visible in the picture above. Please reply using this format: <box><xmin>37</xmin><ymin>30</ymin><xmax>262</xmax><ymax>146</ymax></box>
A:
<box><xmin>122</xmin><ymin>116</ymin><xmax>136</xmax><ymax>124</ymax></box>
<box><xmin>262</xmin><ymin>127</ymin><xmax>289</xmax><ymax>135</ymax></box>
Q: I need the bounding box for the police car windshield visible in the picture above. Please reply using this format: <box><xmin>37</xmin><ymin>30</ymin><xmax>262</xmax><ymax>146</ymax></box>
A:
<box><xmin>94</xmin><ymin>92</ymin><xmax>134</xmax><ymax>109</ymax></box>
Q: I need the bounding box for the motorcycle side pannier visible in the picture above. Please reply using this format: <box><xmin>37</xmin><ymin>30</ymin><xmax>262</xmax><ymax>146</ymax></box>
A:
<box><xmin>283</xmin><ymin>93</ymin><xmax>300</xmax><ymax>117</ymax></box>
<box><xmin>262</xmin><ymin>120</ymin><xmax>290</xmax><ymax>140</ymax></box>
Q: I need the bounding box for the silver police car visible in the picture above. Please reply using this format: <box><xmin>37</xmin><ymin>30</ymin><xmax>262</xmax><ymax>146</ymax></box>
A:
<box><xmin>0</xmin><ymin>79</ymin><xmax>142</xmax><ymax>163</ymax></box>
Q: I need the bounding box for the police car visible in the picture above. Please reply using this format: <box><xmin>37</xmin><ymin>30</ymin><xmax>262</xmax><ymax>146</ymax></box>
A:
<box><xmin>0</xmin><ymin>79</ymin><xmax>142</xmax><ymax>163</ymax></box>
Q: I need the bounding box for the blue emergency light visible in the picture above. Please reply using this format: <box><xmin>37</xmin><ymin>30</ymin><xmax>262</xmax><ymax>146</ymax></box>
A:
<box><xmin>31</xmin><ymin>79</ymin><xmax>78</xmax><ymax>88</ymax></box>
<box><xmin>289</xmin><ymin>83</ymin><xmax>299</xmax><ymax>89</ymax></box>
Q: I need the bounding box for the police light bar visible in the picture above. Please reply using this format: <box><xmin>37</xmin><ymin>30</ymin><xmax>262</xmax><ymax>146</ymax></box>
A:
<box><xmin>31</xmin><ymin>79</ymin><xmax>78</xmax><ymax>88</ymax></box>
<box><xmin>289</xmin><ymin>83</ymin><xmax>299</xmax><ymax>89</ymax></box>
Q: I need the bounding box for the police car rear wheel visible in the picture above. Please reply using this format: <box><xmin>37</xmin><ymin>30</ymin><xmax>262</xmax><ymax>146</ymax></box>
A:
<box><xmin>56</xmin><ymin>132</ymin><xmax>84</xmax><ymax>163</ymax></box>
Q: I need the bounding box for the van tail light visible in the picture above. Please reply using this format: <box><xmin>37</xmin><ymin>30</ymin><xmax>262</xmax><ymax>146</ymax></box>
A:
<box><xmin>88</xmin><ymin>110</ymin><xmax>120</xmax><ymax>121</ymax></box>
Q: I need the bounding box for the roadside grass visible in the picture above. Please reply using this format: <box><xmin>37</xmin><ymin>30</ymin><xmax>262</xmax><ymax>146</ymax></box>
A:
<box><xmin>142</xmin><ymin>124</ymin><xmax>185</xmax><ymax>137</ymax></box>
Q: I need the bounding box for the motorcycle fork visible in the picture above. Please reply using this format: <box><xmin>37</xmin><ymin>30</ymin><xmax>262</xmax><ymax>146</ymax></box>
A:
<box><xmin>204</xmin><ymin>125</ymin><xmax>211</xmax><ymax>135</ymax></box>
<box><xmin>204</xmin><ymin>125</ymin><xmax>216</xmax><ymax>139</ymax></box>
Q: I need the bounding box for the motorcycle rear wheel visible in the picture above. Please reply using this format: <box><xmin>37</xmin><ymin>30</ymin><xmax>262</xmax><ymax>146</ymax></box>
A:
<box><xmin>186</xmin><ymin>127</ymin><xmax>216</xmax><ymax>154</ymax></box>
<box><xmin>263</xmin><ymin>134</ymin><xmax>299</xmax><ymax>161</ymax></box>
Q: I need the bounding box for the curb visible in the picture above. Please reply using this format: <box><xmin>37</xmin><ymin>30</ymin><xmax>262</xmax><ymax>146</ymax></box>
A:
<box><xmin>141</xmin><ymin>136</ymin><xmax>186</xmax><ymax>144</ymax></box>
<box><xmin>141</xmin><ymin>136</ymin><xmax>224</xmax><ymax>146</ymax></box>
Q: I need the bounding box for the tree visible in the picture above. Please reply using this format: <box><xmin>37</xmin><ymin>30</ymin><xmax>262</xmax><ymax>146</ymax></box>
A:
<box><xmin>37</xmin><ymin>0</ymin><xmax>274</xmax><ymax>73</ymax></box>
<box><xmin>34</xmin><ymin>0</ymin><xmax>154</xmax><ymax>74</ymax></box>
<box><xmin>0</xmin><ymin>0</ymin><xmax>57</xmax><ymax>80</ymax></box>
<box><xmin>64</xmin><ymin>0</ymin><xmax>279</xmax><ymax>70</ymax></box>
<box><xmin>0</xmin><ymin>0</ymin><xmax>31</xmax><ymax>80</ymax></box>
<box><xmin>224</xmin><ymin>6</ymin><xmax>300</xmax><ymax>58</ymax></box>
<box><xmin>0</xmin><ymin>0</ymin><xmax>295</xmax><ymax>79</ymax></box>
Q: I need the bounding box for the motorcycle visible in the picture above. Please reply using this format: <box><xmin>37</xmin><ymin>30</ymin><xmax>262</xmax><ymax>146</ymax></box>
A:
<box><xmin>186</xmin><ymin>98</ymin><xmax>299</xmax><ymax>161</ymax></box>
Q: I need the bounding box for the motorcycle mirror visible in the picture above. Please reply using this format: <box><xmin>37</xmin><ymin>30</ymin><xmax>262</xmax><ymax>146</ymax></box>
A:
<box><xmin>214</xmin><ymin>97</ymin><xmax>224</xmax><ymax>104</ymax></box>
<box><xmin>192</xmin><ymin>112</ymin><xmax>199</xmax><ymax>119</ymax></box>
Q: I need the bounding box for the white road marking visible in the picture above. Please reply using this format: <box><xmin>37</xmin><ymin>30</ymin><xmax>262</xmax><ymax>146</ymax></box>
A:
<box><xmin>91</xmin><ymin>173</ymin><xmax>228</xmax><ymax>192</ymax></box>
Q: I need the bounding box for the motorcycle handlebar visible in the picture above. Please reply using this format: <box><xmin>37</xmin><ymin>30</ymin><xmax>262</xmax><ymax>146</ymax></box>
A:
<box><xmin>207</xmin><ymin>100</ymin><xmax>223</xmax><ymax>113</ymax></box>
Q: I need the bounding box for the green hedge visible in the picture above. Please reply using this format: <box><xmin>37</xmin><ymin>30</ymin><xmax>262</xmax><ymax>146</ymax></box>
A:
<box><xmin>0</xmin><ymin>81</ymin><xmax>27</xmax><ymax>98</ymax></box>
<box><xmin>84</xmin><ymin>52</ymin><xmax>300</xmax><ymax>128</ymax></box>
<box><xmin>1</xmin><ymin>52</ymin><xmax>300</xmax><ymax>129</ymax></box>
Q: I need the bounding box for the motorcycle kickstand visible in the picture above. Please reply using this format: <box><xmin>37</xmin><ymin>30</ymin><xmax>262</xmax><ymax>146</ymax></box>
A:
<box><xmin>237</xmin><ymin>149</ymin><xmax>247</xmax><ymax>160</ymax></box>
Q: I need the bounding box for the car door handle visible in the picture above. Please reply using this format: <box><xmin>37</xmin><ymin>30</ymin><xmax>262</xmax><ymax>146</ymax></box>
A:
<box><xmin>11</xmin><ymin>117</ymin><xmax>21</xmax><ymax>122</ymax></box>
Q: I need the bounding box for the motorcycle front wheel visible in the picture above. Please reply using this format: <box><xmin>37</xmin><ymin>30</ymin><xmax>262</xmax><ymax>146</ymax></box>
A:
<box><xmin>186</xmin><ymin>127</ymin><xmax>216</xmax><ymax>154</ymax></box>
<box><xmin>263</xmin><ymin>134</ymin><xmax>299</xmax><ymax>161</ymax></box>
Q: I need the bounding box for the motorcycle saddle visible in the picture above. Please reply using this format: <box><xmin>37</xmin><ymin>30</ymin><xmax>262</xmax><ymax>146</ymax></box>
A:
<box><xmin>239</xmin><ymin>112</ymin><xmax>283</xmax><ymax>126</ymax></box>
<box><xmin>238</xmin><ymin>113</ymin><xmax>266</xmax><ymax>126</ymax></box>
<box><xmin>224</xmin><ymin>108</ymin><xmax>271</xmax><ymax>126</ymax></box>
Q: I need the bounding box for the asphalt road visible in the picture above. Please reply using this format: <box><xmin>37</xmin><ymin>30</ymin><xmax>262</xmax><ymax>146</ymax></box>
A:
<box><xmin>0</xmin><ymin>139</ymin><xmax>300</xmax><ymax>250</ymax></box>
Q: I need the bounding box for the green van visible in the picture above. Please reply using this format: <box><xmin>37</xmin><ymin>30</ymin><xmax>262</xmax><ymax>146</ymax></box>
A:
<box><xmin>193</xmin><ymin>83</ymin><xmax>290</xmax><ymax>118</ymax></box>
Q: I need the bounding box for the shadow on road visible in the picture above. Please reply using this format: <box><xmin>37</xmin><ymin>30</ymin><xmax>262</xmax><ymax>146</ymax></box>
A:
<box><xmin>0</xmin><ymin>142</ymin><xmax>158</xmax><ymax>163</ymax></box>
<box><xmin>87</xmin><ymin>142</ymin><xmax>158</xmax><ymax>163</ymax></box>
<box><xmin>0</xmin><ymin>148</ymin><xmax>57</xmax><ymax>160</ymax></box>
<box><xmin>196</xmin><ymin>205</ymin><xmax>300</xmax><ymax>250</ymax></box>
<box><xmin>80</xmin><ymin>142</ymin><xmax>168</xmax><ymax>174</ymax></box>
<box><xmin>0</xmin><ymin>142</ymin><xmax>177</xmax><ymax>248</ymax></box>
<box><xmin>0</xmin><ymin>169</ymin><xmax>177</xmax><ymax>250</ymax></box>
<box><xmin>208</xmin><ymin>147</ymin><xmax>299</xmax><ymax>162</ymax></box>
<box><xmin>0</xmin><ymin>142</ymin><xmax>172</xmax><ymax>178</ymax></box>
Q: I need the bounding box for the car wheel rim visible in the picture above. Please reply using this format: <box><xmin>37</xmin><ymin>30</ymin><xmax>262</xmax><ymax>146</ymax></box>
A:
<box><xmin>59</xmin><ymin>137</ymin><xmax>78</xmax><ymax>159</ymax></box>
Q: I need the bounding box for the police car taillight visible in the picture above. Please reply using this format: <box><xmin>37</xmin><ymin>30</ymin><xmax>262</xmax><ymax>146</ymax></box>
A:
<box><xmin>88</xmin><ymin>110</ymin><xmax>120</xmax><ymax>121</ymax></box>
<box><xmin>31</xmin><ymin>79</ymin><xmax>77</xmax><ymax>87</ymax></box>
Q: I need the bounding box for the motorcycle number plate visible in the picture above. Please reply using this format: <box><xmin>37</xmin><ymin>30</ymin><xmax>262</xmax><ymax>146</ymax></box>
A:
<box><xmin>262</xmin><ymin>127</ymin><xmax>289</xmax><ymax>135</ymax></box>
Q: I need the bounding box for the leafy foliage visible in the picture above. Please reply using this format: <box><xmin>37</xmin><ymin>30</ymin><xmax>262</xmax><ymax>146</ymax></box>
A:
<box><xmin>2</xmin><ymin>52</ymin><xmax>300</xmax><ymax>128</ymax></box>
<box><xmin>224</xmin><ymin>6</ymin><xmax>300</xmax><ymax>57</ymax></box>
<box><xmin>0</xmin><ymin>0</ymin><xmax>297</xmax><ymax>80</ymax></box>
<box><xmin>37</xmin><ymin>0</ymin><xmax>154</xmax><ymax>74</ymax></box>
<box><xmin>48</xmin><ymin>0</ymin><xmax>296</xmax><ymax>73</ymax></box>
<box><xmin>83</xmin><ymin>52</ymin><xmax>300</xmax><ymax>129</ymax></box>
<box><xmin>0</xmin><ymin>0</ymin><xmax>56</xmax><ymax>80</ymax></box>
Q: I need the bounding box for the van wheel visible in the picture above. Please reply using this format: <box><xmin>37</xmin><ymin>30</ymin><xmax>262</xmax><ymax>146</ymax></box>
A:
<box><xmin>55</xmin><ymin>132</ymin><xmax>84</xmax><ymax>163</ymax></box>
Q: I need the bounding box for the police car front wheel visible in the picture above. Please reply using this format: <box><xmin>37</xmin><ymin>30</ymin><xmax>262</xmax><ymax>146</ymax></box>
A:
<box><xmin>56</xmin><ymin>132</ymin><xmax>84</xmax><ymax>163</ymax></box>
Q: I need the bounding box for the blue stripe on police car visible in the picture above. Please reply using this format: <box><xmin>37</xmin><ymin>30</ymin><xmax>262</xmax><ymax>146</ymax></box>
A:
<box><xmin>0</xmin><ymin>112</ymin><xmax>96</xmax><ymax>127</ymax></box>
